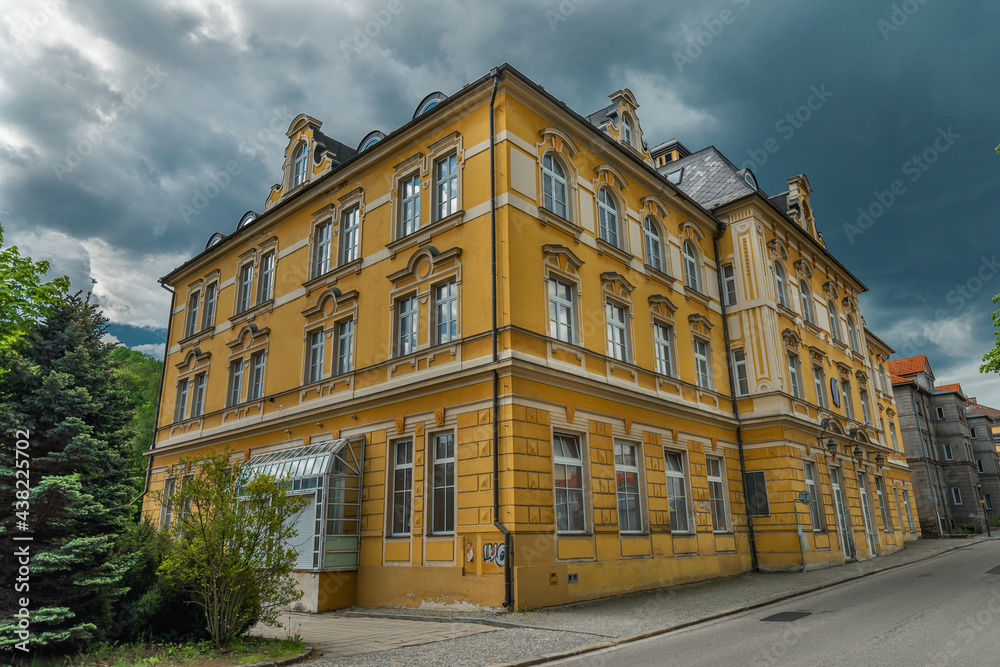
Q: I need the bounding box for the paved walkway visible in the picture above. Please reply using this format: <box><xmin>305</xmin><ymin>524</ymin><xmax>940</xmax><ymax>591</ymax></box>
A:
<box><xmin>263</xmin><ymin>536</ymin><xmax>995</xmax><ymax>666</ymax></box>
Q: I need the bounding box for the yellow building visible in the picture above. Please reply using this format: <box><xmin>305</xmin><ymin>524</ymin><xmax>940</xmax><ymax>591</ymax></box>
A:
<box><xmin>144</xmin><ymin>65</ymin><xmax>918</xmax><ymax>612</ymax></box>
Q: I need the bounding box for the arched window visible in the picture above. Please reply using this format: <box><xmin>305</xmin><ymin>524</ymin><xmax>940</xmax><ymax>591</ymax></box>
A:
<box><xmin>774</xmin><ymin>261</ymin><xmax>787</xmax><ymax>308</ymax></box>
<box><xmin>828</xmin><ymin>301</ymin><xmax>841</xmax><ymax>342</ymax></box>
<box><xmin>643</xmin><ymin>217</ymin><xmax>664</xmax><ymax>273</ymax></box>
<box><xmin>847</xmin><ymin>316</ymin><xmax>859</xmax><ymax>352</ymax></box>
<box><xmin>683</xmin><ymin>240</ymin><xmax>700</xmax><ymax>292</ymax></box>
<box><xmin>622</xmin><ymin>116</ymin><xmax>633</xmax><ymax>147</ymax></box>
<box><xmin>598</xmin><ymin>189</ymin><xmax>619</xmax><ymax>247</ymax></box>
<box><xmin>799</xmin><ymin>281</ymin><xmax>813</xmax><ymax>323</ymax></box>
<box><xmin>292</xmin><ymin>144</ymin><xmax>308</xmax><ymax>187</ymax></box>
<box><xmin>876</xmin><ymin>363</ymin><xmax>885</xmax><ymax>393</ymax></box>
<box><xmin>542</xmin><ymin>154</ymin><xmax>568</xmax><ymax>219</ymax></box>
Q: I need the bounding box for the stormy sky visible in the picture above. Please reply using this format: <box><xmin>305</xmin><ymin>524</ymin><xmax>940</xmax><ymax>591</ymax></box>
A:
<box><xmin>1</xmin><ymin>0</ymin><xmax>998</xmax><ymax>404</ymax></box>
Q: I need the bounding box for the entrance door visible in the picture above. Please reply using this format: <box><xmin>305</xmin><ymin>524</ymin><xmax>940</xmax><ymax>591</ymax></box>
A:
<box><xmin>831</xmin><ymin>467</ymin><xmax>855</xmax><ymax>561</ymax></box>
<box><xmin>857</xmin><ymin>473</ymin><xmax>878</xmax><ymax>556</ymax></box>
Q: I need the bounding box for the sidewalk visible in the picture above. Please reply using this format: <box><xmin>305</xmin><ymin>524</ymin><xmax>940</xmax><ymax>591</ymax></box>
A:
<box><xmin>283</xmin><ymin>536</ymin><xmax>995</xmax><ymax>667</ymax></box>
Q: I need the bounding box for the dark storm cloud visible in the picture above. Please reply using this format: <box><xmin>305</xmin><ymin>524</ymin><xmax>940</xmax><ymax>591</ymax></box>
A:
<box><xmin>0</xmin><ymin>0</ymin><xmax>998</xmax><ymax>397</ymax></box>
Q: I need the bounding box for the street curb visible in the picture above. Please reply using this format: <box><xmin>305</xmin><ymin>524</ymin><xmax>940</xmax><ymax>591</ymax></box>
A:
<box><xmin>239</xmin><ymin>647</ymin><xmax>314</xmax><ymax>667</ymax></box>
<box><xmin>487</xmin><ymin>538</ymin><xmax>989</xmax><ymax>666</ymax></box>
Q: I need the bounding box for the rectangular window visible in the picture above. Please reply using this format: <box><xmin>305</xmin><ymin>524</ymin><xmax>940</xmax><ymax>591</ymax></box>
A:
<box><xmin>340</xmin><ymin>207</ymin><xmax>360</xmax><ymax>265</ymax></box>
<box><xmin>186</xmin><ymin>292</ymin><xmax>200</xmax><ymax>338</ymax></box>
<box><xmin>842</xmin><ymin>379</ymin><xmax>854</xmax><ymax>420</ymax></box>
<box><xmin>654</xmin><ymin>323</ymin><xmax>675</xmax><ymax>377</ymax></box>
<box><xmin>803</xmin><ymin>461</ymin><xmax>823</xmax><ymax>529</ymax></box>
<box><xmin>175</xmin><ymin>378</ymin><xmax>189</xmax><ymax>421</ymax></box>
<box><xmin>707</xmin><ymin>456</ymin><xmax>727</xmax><ymax>531</ymax></box>
<box><xmin>191</xmin><ymin>373</ymin><xmax>206</xmax><ymax>418</ymax></box>
<box><xmin>890</xmin><ymin>423</ymin><xmax>899</xmax><ymax>450</ymax></box>
<box><xmin>788</xmin><ymin>354</ymin><xmax>802</xmax><ymax>399</ymax></box>
<box><xmin>986</xmin><ymin>494</ymin><xmax>993</xmax><ymax>510</ymax></box>
<box><xmin>201</xmin><ymin>283</ymin><xmax>217</xmax><ymax>330</ymax></box>
<box><xmin>943</xmin><ymin>443</ymin><xmax>953</xmax><ymax>460</ymax></box>
<box><xmin>248</xmin><ymin>352</ymin><xmax>265</xmax><ymax>401</ymax></box>
<box><xmin>548</xmin><ymin>279</ymin><xmax>575</xmax><ymax>344</ymax></box>
<box><xmin>227</xmin><ymin>359</ymin><xmax>243</xmax><ymax>406</ymax></box>
<box><xmin>978</xmin><ymin>459</ymin><xmax>985</xmax><ymax>474</ymax></box>
<box><xmin>435</xmin><ymin>154</ymin><xmax>458</xmax><ymax>220</ymax></box>
<box><xmin>605</xmin><ymin>302</ymin><xmax>629</xmax><ymax>362</ymax></box>
<box><xmin>161</xmin><ymin>478</ymin><xmax>176</xmax><ymax>528</ymax></box>
<box><xmin>694</xmin><ymin>339</ymin><xmax>711</xmax><ymax>389</ymax></box>
<box><xmin>875</xmin><ymin>477</ymin><xmax>891</xmax><ymax>532</ymax></box>
<box><xmin>745</xmin><ymin>470</ymin><xmax>770</xmax><ymax>517</ymax></box>
<box><xmin>336</xmin><ymin>319</ymin><xmax>354</xmax><ymax>375</ymax></box>
<box><xmin>664</xmin><ymin>450</ymin><xmax>689</xmax><ymax>532</ymax></box>
<box><xmin>971</xmin><ymin>427</ymin><xmax>978</xmax><ymax>439</ymax></box>
<box><xmin>237</xmin><ymin>263</ymin><xmax>253</xmax><ymax>313</ymax></box>
<box><xmin>396</xmin><ymin>295</ymin><xmax>418</xmax><ymax>356</ymax></box>
<box><xmin>553</xmin><ymin>433</ymin><xmax>585</xmax><ymax>533</ymax></box>
<box><xmin>860</xmin><ymin>389</ymin><xmax>872</xmax><ymax>425</ymax></box>
<box><xmin>614</xmin><ymin>442</ymin><xmax>642</xmax><ymax>533</ymax></box>
<box><xmin>307</xmin><ymin>329</ymin><xmax>325</xmax><ymax>383</ymax></box>
<box><xmin>434</xmin><ymin>281</ymin><xmax>458</xmax><ymax>345</ymax></box>
<box><xmin>431</xmin><ymin>432</ymin><xmax>455</xmax><ymax>534</ymax></box>
<box><xmin>952</xmin><ymin>487</ymin><xmax>963</xmax><ymax>505</ymax></box>
<box><xmin>813</xmin><ymin>366</ymin><xmax>827</xmax><ymax>409</ymax></box>
<box><xmin>902</xmin><ymin>489</ymin><xmax>915</xmax><ymax>532</ymax></box>
<box><xmin>257</xmin><ymin>251</ymin><xmax>275</xmax><ymax>303</ymax></box>
<box><xmin>732</xmin><ymin>349</ymin><xmax>749</xmax><ymax>397</ymax></box>
<box><xmin>399</xmin><ymin>174</ymin><xmax>421</xmax><ymax>237</ymax></box>
<box><xmin>313</xmin><ymin>222</ymin><xmax>332</xmax><ymax>277</ymax></box>
<box><xmin>722</xmin><ymin>264</ymin><xmax>737</xmax><ymax>306</ymax></box>
<box><xmin>391</xmin><ymin>440</ymin><xmax>413</xmax><ymax>536</ymax></box>
<box><xmin>936</xmin><ymin>406</ymin><xmax>945</xmax><ymax>421</ymax></box>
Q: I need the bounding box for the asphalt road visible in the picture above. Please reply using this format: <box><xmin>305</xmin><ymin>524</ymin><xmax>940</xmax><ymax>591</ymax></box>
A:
<box><xmin>550</xmin><ymin>540</ymin><xmax>1000</xmax><ymax>667</ymax></box>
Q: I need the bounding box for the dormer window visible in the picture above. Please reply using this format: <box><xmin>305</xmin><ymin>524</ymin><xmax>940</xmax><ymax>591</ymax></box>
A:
<box><xmin>622</xmin><ymin>116</ymin><xmax>633</xmax><ymax>147</ymax></box>
<box><xmin>292</xmin><ymin>144</ymin><xmax>308</xmax><ymax>187</ymax></box>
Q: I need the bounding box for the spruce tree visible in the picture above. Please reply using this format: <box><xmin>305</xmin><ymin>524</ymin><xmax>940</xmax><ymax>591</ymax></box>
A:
<box><xmin>0</xmin><ymin>294</ymin><xmax>138</xmax><ymax>653</ymax></box>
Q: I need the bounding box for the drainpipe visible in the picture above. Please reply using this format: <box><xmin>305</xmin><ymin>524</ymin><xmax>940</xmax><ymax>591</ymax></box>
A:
<box><xmin>488</xmin><ymin>67</ymin><xmax>513</xmax><ymax>609</ymax></box>
<box><xmin>911</xmin><ymin>391</ymin><xmax>944</xmax><ymax>535</ymax></box>
<box><xmin>131</xmin><ymin>280</ymin><xmax>174</xmax><ymax>510</ymax></box>
<box><xmin>713</xmin><ymin>226</ymin><xmax>758</xmax><ymax>571</ymax></box>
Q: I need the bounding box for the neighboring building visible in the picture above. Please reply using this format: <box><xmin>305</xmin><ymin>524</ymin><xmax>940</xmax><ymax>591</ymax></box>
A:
<box><xmin>889</xmin><ymin>358</ymin><xmax>986</xmax><ymax>534</ymax></box>
<box><xmin>949</xmin><ymin>392</ymin><xmax>1000</xmax><ymax>524</ymax></box>
<box><xmin>967</xmin><ymin>396</ymin><xmax>1000</xmax><ymax>449</ymax></box>
<box><xmin>144</xmin><ymin>65</ymin><xmax>917</xmax><ymax>613</ymax></box>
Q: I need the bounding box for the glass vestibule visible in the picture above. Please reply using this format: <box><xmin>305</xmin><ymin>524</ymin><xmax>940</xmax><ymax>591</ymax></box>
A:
<box><xmin>241</xmin><ymin>438</ymin><xmax>363</xmax><ymax>570</ymax></box>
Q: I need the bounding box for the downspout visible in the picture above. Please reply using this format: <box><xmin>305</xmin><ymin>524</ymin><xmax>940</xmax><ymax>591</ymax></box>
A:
<box><xmin>489</xmin><ymin>67</ymin><xmax>513</xmax><ymax>609</ymax></box>
<box><xmin>911</xmin><ymin>391</ymin><xmax>944</xmax><ymax>535</ymax></box>
<box><xmin>713</xmin><ymin>225</ymin><xmax>759</xmax><ymax>571</ymax></box>
<box><xmin>130</xmin><ymin>280</ymin><xmax>174</xmax><ymax>509</ymax></box>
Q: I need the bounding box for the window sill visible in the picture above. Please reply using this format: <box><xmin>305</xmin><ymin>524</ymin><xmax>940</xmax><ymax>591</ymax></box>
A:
<box><xmin>538</xmin><ymin>207</ymin><xmax>582</xmax><ymax>241</ymax></box>
<box><xmin>230</xmin><ymin>299</ymin><xmax>275</xmax><ymax>327</ymax></box>
<box><xmin>303</xmin><ymin>258</ymin><xmax>363</xmax><ymax>295</ymax></box>
<box><xmin>644</xmin><ymin>265</ymin><xmax>676</xmax><ymax>290</ymax></box>
<box><xmin>776</xmin><ymin>303</ymin><xmax>798</xmax><ymax>320</ymax></box>
<box><xmin>684</xmin><ymin>287</ymin><xmax>710</xmax><ymax>307</ymax></box>
<box><xmin>178</xmin><ymin>328</ymin><xmax>215</xmax><ymax>350</ymax></box>
<box><xmin>387</xmin><ymin>210</ymin><xmax>465</xmax><ymax>256</ymax></box>
<box><xmin>803</xmin><ymin>320</ymin><xmax>822</xmax><ymax>336</ymax></box>
<box><xmin>596</xmin><ymin>238</ymin><xmax>633</xmax><ymax>266</ymax></box>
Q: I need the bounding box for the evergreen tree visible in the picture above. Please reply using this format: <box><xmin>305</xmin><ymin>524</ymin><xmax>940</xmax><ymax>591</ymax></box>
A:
<box><xmin>0</xmin><ymin>294</ymin><xmax>138</xmax><ymax>653</ymax></box>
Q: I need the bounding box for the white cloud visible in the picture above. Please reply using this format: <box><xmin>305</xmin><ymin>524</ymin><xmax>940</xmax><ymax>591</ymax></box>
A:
<box><xmin>619</xmin><ymin>68</ymin><xmax>717</xmax><ymax>144</ymax></box>
<box><xmin>132</xmin><ymin>343</ymin><xmax>165</xmax><ymax>359</ymax></box>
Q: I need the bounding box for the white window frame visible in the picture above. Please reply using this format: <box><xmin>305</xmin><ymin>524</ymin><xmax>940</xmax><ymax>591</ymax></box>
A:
<box><xmin>236</xmin><ymin>263</ymin><xmax>253</xmax><ymax>314</ymax></box>
<box><xmin>799</xmin><ymin>280</ymin><xmax>813</xmax><ymax>324</ymax></box>
<box><xmin>201</xmin><ymin>282</ymin><xmax>217</xmax><ymax>331</ymax></box>
<box><xmin>614</xmin><ymin>441</ymin><xmax>642</xmax><ymax>533</ymax></box>
<box><xmin>722</xmin><ymin>263</ymin><xmax>737</xmax><ymax>306</ymax></box>
<box><xmin>890</xmin><ymin>423</ymin><xmax>899</xmax><ymax>451</ymax></box>
<box><xmin>664</xmin><ymin>449</ymin><xmax>690</xmax><ymax>533</ymax></box>
<box><xmin>227</xmin><ymin>359</ymin><xmax>244</xmax><ymax>407</ymax></box>
<box><xmin>774</xmin><ymin>261</ymin><xmax>787</xmax><ymax>307</ymax></box>
<box><xmin>292</xmin><ymin>143</ymin><xmax>307</xmax><ymax>187</ymax></box>
<box><xmin>788</xmin><ymin>353</ymin><xmax>803</xmax><ymax>399</ymax></box>
<box><xmin>803</xmin><ymin>461</ymin><xmax>823</xmax><ymax>530</ymax></box>
<box><xmin>185</xmin><ymin>291</ymin><xmax>200</xmax><ymax>338</ymax></box>
<box><xmin>161</xmin><ymin>478</ymin><xmax>176</xmax><ymax>529</ymax></box>
<box><xmin>390</xmin><ymin>439</ymin><xmax>414</xmax><ymax>536</ymax></box>
<box><xmin>257</xmin><ymin>250</ymin><xmax>275</xmax><ymax>303</ymax></box>
<box><xmin>307</xmin><ymin>329</ymin><xmax>325</xmax><ymax>383</ymax></box>
<box><xmin>336</xmin><ymin>319</ymin><xmax>354</xmax><ymax>375</ymax></box>
<box><xmin>943</xmin><ymin>442</ymin><xmax>953</xmax><ymax>461</ymax></box>
<box><xmin>828</xmin><ymin>301</ymin><xmax>841</xmax><ymax>342</ymax></box>
<box><xmin>396</xmin><ymin>294</ymin><xmax>419</xmax><ymax>356</ymax></box>
<box><xmin>248</xmin><ymin>351</ymin><xmax>266</xmax><ymax>401</ymax></box>
<box><xmin>643</xmin><ymin>217</ymin><xmax>665</xmax><ymax>273</ymax></box>
<box><xmin>813</xmin><ymin>365</ymin><xmax>827</xmax><ymax>409</ymax></box>
<box><xmin>434</xmin><ymin>153</ymin><xmax>459</xmax><ymax>220</ymax></box>
<box><xmin>707</xmin><ymin>456</ymin><xmax>728</xmax><ymax>532</ymax></box>
<box><xmin>902</xmin><ymin>489</ymin><xmax>915</xmax><ymax>532</ymax></box>
<box><xmin>548</xmin><ymin>277</ymin><xmax>577</xmax><ymax>344</ymax></box>
<box><xmin>553</xmin><ymin>433</ymin><xmax>586</xmax><ymax>533</ymax></box>
<box><xmin>339</xmin><ymin>206</ymin><xmax>360</xmax><ymax>266</ymax></box>
<box><xmin>977</xmin><ymin>459</ymin><xmax>985</xmax><ymax>474</ymax></box>
<box><xmin>175</xmin><ymin>378</ymin><xmax>189</xmax><ymax>422</ymax></box>
<box><xmin>542</xmin><ymin>153</ymin><xmax>568</xmax><ymax>219</ymax></box>
<box><xmin>622</xmin><ymin>115</ymin><xmax>633</xmax><ymax>147</ymax></box>
<box><xmin>732</xmin><ymin>349</ymin><xmax>749</xmax><ymax>397</ymax></box>
<box><xmin>860</xmin><ymin>389</ymin><xmax>872</xmax><ymax>425</ymax></box>
<box><xmin>434</xmin><ymin>280</ymin><xmax>458</xmax><ymax>345</ymax></box>
<box><xmin>597</xmin><ymin>188</ymin><xmax>620</xmax><ymax>248</ymax></box>
<box><xmin>654</xmin><ymin>322</ymin><xmax>675</xmax><ymax>377</ymax></box>
<box><xmin>191</xmin><ymin>372</ymin><xmax>206</xmax><ymax>418</ymax></box>
<box><xmin>430</xmin><ymin>431</ymin><xmax>456</xmax><ymax>535</ymax></box>
<box><xmin>683</xmin><ymin>240</ymin><xmax>700</xmax><ymax>292</ymax></box>
<box><xmin>399</xmin><ymin>173</ymin><xmax>421</xmax><ymax>237</ymax></box>
<box><xmin>952</xmin><ymin>487</ymin><xmax>963</xmax><ymax>505</ymax></box>
<box><xmin>313</xmin><ymin>221</ymin><xmax>332</xmax><ymax>277</ymax></box>
<box><xmin>875</xmin><ymin>476</ymin><xmax>891</xmax><ymax>532</ymax></box>
<box><xmin>694</xmin><ymin>338</ymin><xmax>712</xmax><ymax>389</ymax></box>
<box><xmin>605</xmin><ymin>300</ymin><xmax>629</xmax><ymax>362</ymax></box>
<box><xmin>842</xmin><ymin>379</ymin><xmax>854</xmax><ymax>420</ymax></box>
<box><xmin>847</xmin><ymin>316</ymin><xmax>860</xmax><ymax>352</ymax></box>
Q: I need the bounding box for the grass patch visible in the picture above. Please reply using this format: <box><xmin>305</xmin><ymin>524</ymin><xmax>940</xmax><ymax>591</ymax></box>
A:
<box><xmin>21</xmin><ymin>636</ymin><xmax>306</xmax><ymax>667</ymax></box>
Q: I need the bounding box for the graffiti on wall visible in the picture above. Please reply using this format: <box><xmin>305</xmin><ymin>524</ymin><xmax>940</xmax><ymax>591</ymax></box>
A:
<box><xmin>482</xmin><ymin>542</ymin><xmax>506</xmax><ymax>566</ymax></box>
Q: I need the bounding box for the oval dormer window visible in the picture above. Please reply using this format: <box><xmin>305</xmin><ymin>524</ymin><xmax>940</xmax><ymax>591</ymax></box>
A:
<box><xmin>741</xmin><ymin>169</ymin><xmax>758</xmax><ymax>191</ymax></box>
<box><xmin>237</xmin><ymin>210</ymin><xmax>258</xmax><ymax>230</ymax></box>
<box><xmin>413</xmin><ymin>91</ymin><xmax>447</xmax><ymax>119</ymax></box>
<box><xmin>206</xmin><ymin>232</ymin><xmax>224</xmax><ymax>249</ymax></box>
<box><xmin>358</xmin><ymin>130</ymin><xmax>386</xmax><ymax>153</ymax></box>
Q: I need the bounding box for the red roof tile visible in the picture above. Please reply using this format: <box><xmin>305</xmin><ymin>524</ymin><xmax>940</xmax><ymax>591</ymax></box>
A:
<box><xmin>888</xmin><ymin>355</ymin><xmax>928</xmax><ymax>376</ymax></box>
<box><xmin>889</xmin><ymin>373</ymin><xmax>912</xmax><ymax>385</ymax></box>
<box><xmin>936</xmin><ymin>383</ymin><xmax>963</xmax><ymax>394</ymax></box>
<box><xmin>967</xmin><ymin>402</ymin><xmax>1000</xmax><ymax>420</ymax></box>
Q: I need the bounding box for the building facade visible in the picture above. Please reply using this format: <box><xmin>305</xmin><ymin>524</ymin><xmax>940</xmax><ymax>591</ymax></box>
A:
<box><xmin>144</xmin><ymin>65</ymin><xmax>917</xmax><ymax>613</ymax></box>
